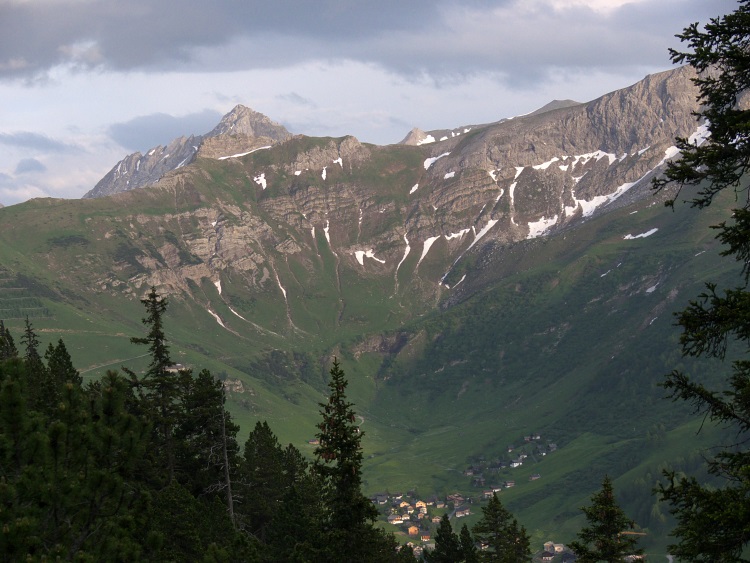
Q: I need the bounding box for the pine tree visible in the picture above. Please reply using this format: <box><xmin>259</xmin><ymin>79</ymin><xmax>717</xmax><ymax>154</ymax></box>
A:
<box><xmin>472</xmin><ymin>492</ymin><xmax>530</xmax><ymax>562</ymax></box>
<box><xmin>569</xmin><ymin>476</ymin><xmax>643</xmax><ymax>563</ymax></box>
<box><xmin>651</xmin><ymin>2</ymin><xmax>750</xmax><ymax>560</ymax></box>
<box><xmin>313</xmin><ymin>358</ymin><xmax>381</xmax><ymax>561</ymax></box>
<box><xmin>425</xmin><ymin>514</ymin><xmax>462</xmax><ymax>563</ymax></box>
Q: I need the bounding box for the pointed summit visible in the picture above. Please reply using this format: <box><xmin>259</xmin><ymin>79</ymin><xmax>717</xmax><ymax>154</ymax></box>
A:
<box><xmin>85</xmin><ymin>105</ymin><xmax>293</xmax><ymax>199</ymax></box>
<box><xmin>207</xmin><ymin>105</ymin><xmax>292</xmax><ymax>141</ymax></box>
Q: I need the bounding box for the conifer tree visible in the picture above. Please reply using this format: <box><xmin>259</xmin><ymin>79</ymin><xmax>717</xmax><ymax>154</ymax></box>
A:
<box><xmin>313</xmin><ymin>357</ymin><xmax>380</xmax><ymax>561</ymax></box>
<box><xmin>175</xmin><ymin>368</ymin><xmax>239</xmax><ymax>523</ymax></box>
<box><xmin>128</xmin><ymin>286</ymin><xmax>181</xmax><ymax>483</ymax></box>
<box><xmin>460</xmin><ymin>523</ymin><xmax>479</xmax><ymax>563</ymax></box>
<box><xmin>569</xmin><ymin>476</ymin><xmax>642</xmax><ymax>563</ymax></box>
<box><xmin>472</xmin><ymin>492</ymin><xmax>530</xmax><ymax>562</ymax></box>
<box><xmin>651</xmin><ymin>2</ymin><xmax>750</xmax><ymax>560</ymax></box>
<box><xmin>425</xmin><ymin>514</ymin><xmax>462</xmax><ymax>563</ymax></box>
<box><xmin>45</xmin><ymin>338</ymin><xmax>81</xmax><ymax>387</ymax></box>
<box><xmin>20</xmin><ymin>317</ymin><xmax>51</xmax><ymax>414</ymax></box>
<box><xmin>0</xmin><ymin>320</ymin><xmax>17</xmax><ymax>359</ymax></box>
<box><xmin>240</xmin><ymin>420</ymin><xmax>288</xmax><ymax>541</ymax></box>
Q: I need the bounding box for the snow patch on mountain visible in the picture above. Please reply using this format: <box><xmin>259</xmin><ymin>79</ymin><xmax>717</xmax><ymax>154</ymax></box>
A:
<box><xmin>527</xmin><ymin>215</ymin><xmax>558</xmax><ymax>239</ymax></box>
<box><xmin>417</xmin><ymin>236</ymin><xmax>441</xmax><ymax>267</ymax></box>
<box><xmin>355</xmin><ymin>249</ymin><xmax>385</xmax><ymax>265</ymax></box>
<box><xmin>417</xmin><ymin>135</ymin><xmax>436</xmax><ymax>145</ymax></box>
<box><xmin>445</xmin><ymin>228</ymin><xmax>470</xmax><ymax>241</ymax></box>
<box><xmin>424</xmin><ymin>152</ymin><xmax>450</xmax><ymax>170</ymax></box>
<box><xmin>217</xmin><ymin>145</ymin><xmax>272</xmax><ymax>160</ymax></box>
<box><xmin>207</xmin><ymin>308</ymin><xmax>226</xmax><ymax>328</ymax></box>
<box><xmin>624</xmin><ymin>228</ymin><xmax>658</xmax><ymax>240</ymax></box>
<box><xmin>254</xmin><ymin>173</ymin><xmax>267</xmax><ymax>189</ymax></box>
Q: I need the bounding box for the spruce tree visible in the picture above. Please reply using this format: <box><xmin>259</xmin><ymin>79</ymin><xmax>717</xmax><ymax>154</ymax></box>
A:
<box><xmin>128</xmin><ymin>286</ymin><xmax>181</xmax><ymax>483</ymax></box>
<box><xmin>313</xmin><ymin>357</ymin><xmax>380</xmax><ymax>561</ymax></box>
<box><xmin>460</xmin><ymin>523</ymin><xmax>479</xmax><ymax>563</ymax></box>
<box><xmin>472</xmin><ymin>492</ymin><xmax>530</xmax><ymax>562</ymax></box>
<box><xmin>569</xmin><ymin>476</ymin><xmax>642</xmax><ymax>563</ymax></box>
<box><xmin>651</xmin><ymin>2</ymin><xmax>750</xmax><ymax>560</ymax></box>
<box><xmin>425</xmin><ymin>514</ymin><xmax>462</xmax><ymax>563</ymax></box>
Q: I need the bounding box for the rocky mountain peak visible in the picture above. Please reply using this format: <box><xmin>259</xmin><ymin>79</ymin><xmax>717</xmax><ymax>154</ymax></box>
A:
<box><xmin>84</xmin><ymin>105</ymin><xmax>293</xmax><ymax>199</ymax></box>
<box><xmin>207</xmin><ymin>105</ymin><xmax>292</xmax><ymax>141</ymax></box>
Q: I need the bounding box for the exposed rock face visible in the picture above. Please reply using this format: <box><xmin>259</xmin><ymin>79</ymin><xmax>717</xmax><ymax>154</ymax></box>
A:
<box><xmin>206</xmin><ymin>105</ymin><xmax>292</xmax><ymax>140</ymax></box>
<box><xmin>83</xmin><ymin>105</ymin><xmax>292</xmax><ymax>199</ymax></box>
<box><xmin>70</xmin><ymin>67</ymin><xmax>701</xmax><ymax>311</ymax></box>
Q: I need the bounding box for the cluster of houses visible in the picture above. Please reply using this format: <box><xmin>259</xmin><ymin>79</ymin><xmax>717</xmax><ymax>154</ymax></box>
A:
<box><xmin>371</xmin><ymin>491</ymin><xmax>474</xmax><ymax>555</ymax></box>
<box><xmin>463</xmin><ymin>433</ymin><xmax>556</xmax><ymax>489</ymax></box>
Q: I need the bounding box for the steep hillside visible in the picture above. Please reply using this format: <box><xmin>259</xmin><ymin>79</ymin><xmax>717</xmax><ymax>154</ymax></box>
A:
<box><xmin>0</xmin><ymin>65</ymin><xmax>728</xmax><ymax>551</ymax></box>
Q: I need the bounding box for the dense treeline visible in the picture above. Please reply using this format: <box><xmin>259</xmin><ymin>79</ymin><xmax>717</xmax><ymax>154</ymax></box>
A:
<box><xmin>0</xmin><ymin>291</ymin><xmax>419</xmax><ymax>562</ymax></box>
<box><xmin>0</xmin><ymin>289</ymin><xmax>644</xmax><ymax>562</ymax></box>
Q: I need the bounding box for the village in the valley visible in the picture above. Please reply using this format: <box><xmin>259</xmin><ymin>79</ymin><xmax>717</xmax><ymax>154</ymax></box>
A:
<box><xmin>359</xmin><ymin>432</ymin><xmax>577</xmax><ymax>560</ymax></box>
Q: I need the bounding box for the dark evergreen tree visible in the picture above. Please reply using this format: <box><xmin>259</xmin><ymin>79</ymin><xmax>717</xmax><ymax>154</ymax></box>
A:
<box><xmin>128</xmin><ymin>286</ymin><xmax>181</xmax><ymax>483</ymax></box>
<box><xmin>651</xmin><ymin>2</ymin><xmax>750</xmax><ymax>560</ymax></box>
<box><xmin>239</xmin><ymin>420</ymin><xmax>288</xmax><ymax>541</ymax></box>
<box><xmin>45</xmin><ymin>338</ymin><xmax>82</xmax><ymax>387</ymax></box>
<box><xmin>0</xmin><ymin>320</ymin><xmax>17</xmax><ymax>359</ymax></box>
<box><xmin>472</xmin><ymin>493</ymin><xmax>531</xmax><ymax>562</ymax></box>
<box><xmin>425</xmin><ymin>514</ymin><xmax>462</xmax><ymax>563</ymax></box>
<box><xmin>460</xmin><ymin>523</ymin><xmax>479</xmax><ymax>563</ymax></box>
<box><xmin>20</xmin><ymin>317</ymin><xmax>52</xmax><ymax>414</ymax></box>
<box><xmin>264</xmin><ymin>443</ymin><xmax>324</xmax><ymax>562</ymax></box>
<box><xmin>175</xmin><ymin>368</ymin><xmax>239</xmax><ymax>523</ymax></box>
<box><xmin>569</xmin><ymin>476</ymin><xmax>643</xmax><ymax>563</ymax></box>
<box><xmin>313</xmin><ymin>358</ymin><xmax>382</xmax><ymax>561</ymax></box>
<box><xmin>0</xmin><ymin>365</ymin><xmax>151</xmax><ymax>560</ymax></box>
<box><xmin>41</xmin><ymin>338</ymin><xmax>82</xmax><ymax>419</ymax></box>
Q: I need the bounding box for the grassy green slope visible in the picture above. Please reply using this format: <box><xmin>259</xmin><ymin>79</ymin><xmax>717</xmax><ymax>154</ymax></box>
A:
<box><xmin>0</xmin><ymin>151</ymin><xmax>739</xmax><ymax>554</ymax></box>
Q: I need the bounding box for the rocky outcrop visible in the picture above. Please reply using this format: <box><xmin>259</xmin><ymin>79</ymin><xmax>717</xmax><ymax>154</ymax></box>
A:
<box><xmin>84</xmin><ymin>105</ymin><xmax>292</xmax><ymax>199</ymax></box>
<box><xmin>75</xmin><ymin>67</ymin><xmax>702</xmax><ymax>309</ymax></box>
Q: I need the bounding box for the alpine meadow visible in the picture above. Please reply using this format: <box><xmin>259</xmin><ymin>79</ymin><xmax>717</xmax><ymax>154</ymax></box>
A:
<box><xmin>1</xmin><ymin>2</ymin><xmax>749</xmax><ymax>561</ymax></box>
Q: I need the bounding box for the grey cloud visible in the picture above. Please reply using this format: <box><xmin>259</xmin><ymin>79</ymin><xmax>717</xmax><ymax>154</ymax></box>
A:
<box><xmin>0</xmin><ymin>0</ymin><xmax>440</xmax><ymax>78</ymax></box>
<box><xmin>14</xmin><ymin>158</ymin><xmax>46</xmax><ymax>174</ymax></box>
<box><xmin>0</xmin><ymin>132</ymin><xmax>76</xmax><ymax>152</ymax></box>
<box><xmin>107</xmin><ymin>109</ymin><xmax>223</xmax><ymax>152</ymax></box>
<box><xmin>277</xmin><ymin>92</ymin><xmax>316</xmax><ymax>107</ymax></box>
<box><xmin>0</xmin><ymin>0</ymin><xmax>737</xmax><ymax>87</ymax></box>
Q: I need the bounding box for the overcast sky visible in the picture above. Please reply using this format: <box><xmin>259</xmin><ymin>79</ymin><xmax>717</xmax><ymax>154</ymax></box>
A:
<box><xmin>0</xmin><ymin>0</ymin><xmax>735</xmax><ymax>206</ymax></box>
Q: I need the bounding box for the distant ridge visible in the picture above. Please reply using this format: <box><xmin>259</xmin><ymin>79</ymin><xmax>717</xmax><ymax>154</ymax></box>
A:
<box><xmin>527</xmin><ymin>99</ymin><xmax>582</xmax><ymax>116</ymax></box>
<box><xmin>399</xmin><ymin>100</ymin><xmax>581</xmax><ymax>146</ymax></box>
<box><xmin>83</xmin><ymin>105</ymin><xmax>292</xmax><ymax>199</ymax></box>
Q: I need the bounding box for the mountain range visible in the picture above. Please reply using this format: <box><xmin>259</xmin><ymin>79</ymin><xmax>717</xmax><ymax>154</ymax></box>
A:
<box><xmin>0</xmin><ymin>64</ymin><xmax>732</xmax><ymax>551</ymax></box>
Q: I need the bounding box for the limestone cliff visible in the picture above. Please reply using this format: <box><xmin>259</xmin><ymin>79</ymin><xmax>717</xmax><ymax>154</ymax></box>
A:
<box><xmin>69</xmin><ymin>67</ymin><xmax>702</xmax><ymax>322</ymax></box>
